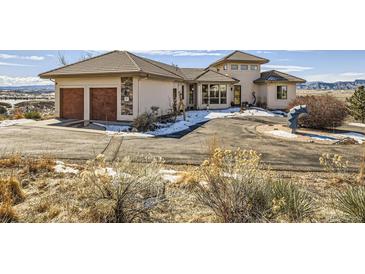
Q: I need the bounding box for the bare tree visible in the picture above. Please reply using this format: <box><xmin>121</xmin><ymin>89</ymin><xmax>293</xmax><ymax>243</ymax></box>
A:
<box><xmin>57</xmin><ymin>51</ymin><xmax>68</xmax><ymax>66</ymax></box>
<box><xmin>79</xmin><ymin>51</ymin><xmax>93</xmax><ymax>61</ymax></box>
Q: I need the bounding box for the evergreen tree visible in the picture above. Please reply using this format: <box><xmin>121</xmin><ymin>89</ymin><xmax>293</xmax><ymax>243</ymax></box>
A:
<box><xmin>347</xmin><ymin>86</ymin><xmax>365</xmax><ymax>123</ymax></box>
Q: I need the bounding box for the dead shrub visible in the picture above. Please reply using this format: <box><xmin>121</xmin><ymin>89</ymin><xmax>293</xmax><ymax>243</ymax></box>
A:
<box><xmin>0</xmin><ymin>177</ymin><xmax>25</xmax><ymax>205</ymax></box>
<box><xmin>0</xmin><ymin>202</ymin><xmax>18</xmax><ymax>223</ymax></box>
<box><xmin>12</xmin><ymin>109</ymin><xmax>25</xmax><ymax>119</ymax></box>
<box><xmin>288</xmin><ymin>95</ymin><xmax>347</xmax><ymax>129</ymax></box>
<box><xmin>205</xmin><ymin>135</ymin><xmax>222</xmax><ymax>158</ymax></box>
<box><xmin>132</xmin><ymin>112</ymin><xmax>156</xmax><ymax>132</ymax></box>
<box><xmin>81</xmin><ymin>154</ymin><xmax>166</xmax><ymax>223</ymax></box>
<box><xmin>192</xmin><ymin>148</ymin><xmax>315</xmax><ymax>223</ymax></box>
<box><xmin>25</xmin><ymin>155</ymin><xmax>55</xmax><ymax>174</ymax></box>
<box><xmin>192</xmin><ymin>148</ymin><xmax>272</xmax><ymax>223</ymax></box>
<box><xmin>0</xmin><ymin>153</ymin><xmax>22</xmax><ymax>168</ymax></box>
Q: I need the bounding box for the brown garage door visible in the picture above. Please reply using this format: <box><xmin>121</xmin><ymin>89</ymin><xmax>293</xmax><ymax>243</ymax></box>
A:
<box><xmin>60</xmin><ymin>88</ymin><xmax>84</xmax><ymax>120</ymax></box>
<box><xmin>90</xmin><ymin>88</ymin><xmax>117</xmax><ymax>121</ymax></box>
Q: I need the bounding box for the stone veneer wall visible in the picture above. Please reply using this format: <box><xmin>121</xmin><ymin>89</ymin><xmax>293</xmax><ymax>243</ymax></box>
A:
<box><xmin>120</xmin><ymin>77</ymin><xmax>133</xmax><ymax>115</ymax></box>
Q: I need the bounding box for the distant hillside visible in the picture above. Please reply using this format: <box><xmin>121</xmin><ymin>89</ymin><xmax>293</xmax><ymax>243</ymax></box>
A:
<box><xmin>0</xmin><ymin>85</ymin><xmax>54</xmax><ymax>93</ymax></box>
<box><xmin>298</xmin><ymin>80</ymin><xmax>365</xmax><ymax>90</ymax></box>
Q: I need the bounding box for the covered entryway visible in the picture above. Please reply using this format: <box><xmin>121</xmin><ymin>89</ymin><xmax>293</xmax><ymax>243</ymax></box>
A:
<box><xmin>60</xmin><ymin>88</ymin><xmax>84</xmax><ymax>120</ymax></box>
<box><xmin>90</xmin><ymin>88</ymin><xmax>117</xmax><ymax>121</ymax></box>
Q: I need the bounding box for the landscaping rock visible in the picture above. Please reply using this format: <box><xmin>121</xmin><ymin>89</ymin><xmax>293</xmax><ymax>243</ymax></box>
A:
<box><xmin>334</xmin><ymin>137</ymin><xmax>359</xmax><ymax>145</ymax></box>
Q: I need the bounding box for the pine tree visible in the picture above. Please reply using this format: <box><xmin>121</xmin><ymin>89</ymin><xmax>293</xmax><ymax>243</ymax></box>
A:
<box><xmin>347</xmin><ymin>86</ymin><xmax>365</xmax><ymax>123</ymax></box>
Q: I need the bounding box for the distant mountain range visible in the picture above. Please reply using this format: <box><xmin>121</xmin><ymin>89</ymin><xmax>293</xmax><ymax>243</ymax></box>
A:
<box><xmin>298</xmin><ymin>79</ymin><xmax>365</xmax><ymax>90</ymax></box>
<box><xmin>0</xmin><ymin>80</ymin><xmax>364</xmax><ymax>93</ymax></box>
<box><xmin>0</xmin><ymin>85</ymin><xmax>54</xmax><ymax>93</ymax></box>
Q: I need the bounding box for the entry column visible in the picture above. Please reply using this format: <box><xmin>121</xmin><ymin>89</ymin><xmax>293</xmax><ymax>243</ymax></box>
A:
<box><xmin>84</xmin><ymin>87</ymin><xmax>90</xmax><ymax>120</ymax></box>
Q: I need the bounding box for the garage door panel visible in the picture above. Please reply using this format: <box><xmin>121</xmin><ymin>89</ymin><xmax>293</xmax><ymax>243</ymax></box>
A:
<box><xmin>90</xmin><ymin>88</ymin><xmax>117</xmax><ymax>121</ymax></box>
<box><xmin>60</xmin><ymin>88</ymin><xmax>84</xmax><ymax>120</ymax></box>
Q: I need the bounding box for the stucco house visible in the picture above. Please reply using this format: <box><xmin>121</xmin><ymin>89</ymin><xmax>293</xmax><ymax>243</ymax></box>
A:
<box><xmin>39</xmin><ymin>50</ymin><xmax>305</xmax><ymax>122</ymax></box>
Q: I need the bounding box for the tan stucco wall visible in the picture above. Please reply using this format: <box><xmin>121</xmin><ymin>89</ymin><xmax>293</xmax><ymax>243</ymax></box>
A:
<box><xmin>136</xmin><ymin>77</ymin><xmax>182</xmax><ymax>116</ymax></box>
<box><xmin>258</xmin><ymin>83</ymin><xmax>297</xmax><ymax>110</ymax></box>
<box><xmin>213</xmin><ymin>62</ymin><xmax>261</xmax><ymax>104</ymax></box>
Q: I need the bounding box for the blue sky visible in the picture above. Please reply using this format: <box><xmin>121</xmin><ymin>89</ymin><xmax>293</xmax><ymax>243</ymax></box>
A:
<box><xmin>1</xmin><ymin>50</ymin><xmax>365</xmax><ymax>86</ymax></box>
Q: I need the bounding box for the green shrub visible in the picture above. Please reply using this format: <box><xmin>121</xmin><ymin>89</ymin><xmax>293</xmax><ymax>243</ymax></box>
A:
<box><xmin>334</xmin><ymin>186</ymin><xmax>365</xmax><ymax>222</ymax></box>
<box><xmin>288</xmin><ymin>95</ymin><xmax>347</xmax><ymax>129</ymax></box>
<box><xmin>270</xmin><ymin>180</ymin><xmax>315</xmax><ymax>222</ymax></box>
<box><xmin>132</xmin><ymin>112</ymin><xmax>156</xmax><ymax>132</ymax></box>
<box><xmin>24</xmin><ymin>111</ymin><xmax>41</xmax><ymax>120</ymax></box>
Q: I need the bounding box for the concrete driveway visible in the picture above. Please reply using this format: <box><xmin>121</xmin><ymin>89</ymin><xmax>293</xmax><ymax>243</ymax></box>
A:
<box><xmin>0</xmin><ymin>117</ymin><xmax>363</xmax><ymax>171</ymax></box>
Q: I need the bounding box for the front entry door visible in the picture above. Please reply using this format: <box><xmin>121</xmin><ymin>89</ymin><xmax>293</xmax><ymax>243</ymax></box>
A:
<box><xmin>234</xmin><ymin>85</ymin><xmax>241</xmax><ymax>106</ymax></box>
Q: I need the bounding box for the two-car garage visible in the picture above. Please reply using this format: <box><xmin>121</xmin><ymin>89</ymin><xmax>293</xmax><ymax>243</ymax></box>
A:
<box><xmin>60</xmin><ymin>87</ymin><xmax>117</xmax><ymax>121</ymax></box>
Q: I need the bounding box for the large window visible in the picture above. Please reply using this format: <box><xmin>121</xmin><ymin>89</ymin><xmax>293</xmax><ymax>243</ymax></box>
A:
<box><xmin>277</xmin><ymin>85</ymin><xmax>288</xmax><ymax>100</ymax></box>
<box><xmin>250</xmin><ymin>65</ymin><xmax>258</xmax><ymax>70</ymax></box>
<box><xmin>231</xmin><ymin>64</ymin><xmax>238</xmax><ymax>70</ymax></box>
<box><xmin>201</xmin><ymin>84</ymin><xmax>228</xmax><ymax>105</ymax></box>
<box><xmin>220</xmin><ymin>85</ymin><xmax>227</xmax><ymax>104</ymax></box>
<box><xmin>209</xmin><ymin>84</ymin><xmax>219</xmax><ymax>104</ymax></box>
<box><xmin>240</xmin><ymin>64</ymin><xmax>248</xmax><ymax>70</ymax></box>
<box><xmin>202</xmin><ymin>84</ymin><xmax>209</xmax><ymax>104</ymax></box>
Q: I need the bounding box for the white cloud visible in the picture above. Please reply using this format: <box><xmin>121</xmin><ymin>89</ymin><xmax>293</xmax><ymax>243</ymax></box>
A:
<box><xmin>0</xmin><ymin>53</ymin><xmax>44</xmax><ymax>61</ymax></box>
<box><xmin>0</xmin><ymin>62</ymin><xmax>34</xmax><ymax>67</ymax></box>
<box><xmin>306</xmin><ymin>72</ymin><xmax>365</xmax><ymax>82</ymax></box>
<box><xmin>133</xmin><ymin>50</ymin><xmax>223</xmax><ymax>56</ymax></box>
<box><xmin>0</xmin><ymin>75</ymin><xmax>51</xmax><ymax>86</ymax></box>
<box><xmin>275</xmin><ymin>58</ymin><xmax>290</xmax><ymax>62</ymax></box>
<box><xmin>262</xmin><ymin>64</ymin><xmax>313</xmax><ymax>72</ymax></box>
<box><xmin>256</xmin><ymin>51</ymin><xmax>273</xmax><ymax>54</ymax></box>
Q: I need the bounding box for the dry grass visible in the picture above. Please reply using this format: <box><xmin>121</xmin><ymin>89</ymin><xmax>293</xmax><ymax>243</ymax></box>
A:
<box><xmin>0</xmin><ymin>153</ymin><xmax>22</xmax><ymax>168</ymax></box>
<box><xmin>0</xmin><ymin>177</ymin><xmax>25</xmax><ymax>205</ymax></box>
<box><xmin>0</xmin><ymin>148</ymin><xmax>363</xmax><ymax>223</ymax></box>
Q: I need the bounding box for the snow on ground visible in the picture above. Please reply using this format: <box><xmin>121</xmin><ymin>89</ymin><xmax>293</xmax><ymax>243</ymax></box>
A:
<box><xmin>305</xmin><ymin>134</ymin><xmax>337</xmax><ymax>141</ymax></box>
<box><xmin>54</xmin><ymin>161</ymin><xmax>79</xmax><ymax>174</ymax></box>
<box><xmin>95</xmin><ymin>167</ymin><xmax>117</xmax><ymax>177</ymax></box>
<box><xmin>0</xmin><ymin>119</ymin><xmax>33</xmax><ymax>128</ymax></box>
<box><xmin>349</xmin><ymin>122</ymin><xmax>365</xmax><ymax>128</ymax></box>
<box><xmin>159</xmin><ymin>169</ymin><xmax>181</xmax><ymax>183</ymax></box>
<box><xmin>269</xmin><ymin>130</ymin><xmax>298</xmax><ymax>139</ymax></box>
<box><xmin>98</xmin><ymin>107</ymin><xmax>285</xmax><ymax>137</ymax></box>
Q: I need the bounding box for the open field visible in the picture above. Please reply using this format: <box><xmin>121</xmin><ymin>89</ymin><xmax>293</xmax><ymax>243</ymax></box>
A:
<box><xmin>297</xmin><ymin>89</ymin><xmax>355</xmax><ymax>102</ymax></box>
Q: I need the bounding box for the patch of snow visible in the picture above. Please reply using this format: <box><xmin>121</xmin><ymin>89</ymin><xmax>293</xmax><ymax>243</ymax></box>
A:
<box><xmin>95</xmin><ymin>167</ymin><xmax>117</xmax><ymax>177</ymax></box>
<box><xmin>159</xmin><ymin>169</ymin><xmax>180</xmax><ymax>183</ymax></box>
<box><xmin>54</xmin><ymin>160</ymin><xmax>79</xmax><ymax>174</ymax></box>
<box><xmin>303</xmin><ymin>133</ymin><xmax>338</xmax><ymax>141</ymax></box>
<box><xmin>0</xmin><ymin>119</ymin><xmax>33</xmax><ymax>128</ymax></box>
<box><xmin>349</xmin><ymin>122</ymin><xmax>365</xmax><ymax>128</ymax></box>
<box><xmin>337</xmin><ymin>132</ymin><xmax>365</xmax><ymax>144</ymax></box>
<box><xmin>98</xmin><ymin>107</ymin><xmax>282</xmax><ymax>137</ymax></box>
<box><xmin>269</xmin><ymin>130</ymin><xmax>298</xmax><ymax>139</ymax></box>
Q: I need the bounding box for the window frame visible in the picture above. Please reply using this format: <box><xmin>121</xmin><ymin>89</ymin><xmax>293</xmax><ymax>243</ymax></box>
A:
<box><xmin>240</xmin><ymin>64</ymin><xmax>248</xmax><ymax>71</ymax></box>
<box><xmin>276</xmin><ymin>85</ymin><xmax>288</xmax><ymax>100</ymax></box>
<box><xmin>250</xmin><ymin>64</ymin><xmax>258</xmax><ymax>71</ymax></box>
<box><xmin>201</xmin><ymin>83</ymin><xmax>228</xmax><ymax>105</ymax></box>
<box><xmin>231</xmin><ymin>64</ymin><xmax>239</xmax><ymax>70</ymax></box>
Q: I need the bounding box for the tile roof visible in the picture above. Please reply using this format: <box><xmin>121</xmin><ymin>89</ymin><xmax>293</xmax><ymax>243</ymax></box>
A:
<box><xmin>254</xmin><ymin>70</ymin><xmax>306</xmax><ymax>84</ymax></box>
<box><xmin>208</xmin><ymin>50</ymin><xmax>269</xmax><ymax>67</ymax></box>
<box><xmin>39</xmin><ymin>51</ymin><xmax>239</xmax><ymax>83</ymax></box>
<box><xmin>39</xmin><ymin>51</ymin><xmax>184</xmax><ymax>80</ymax></box>
<box><xmin>194</xmin><ymin>70</ymin><xmax>238</xmax><ymax>83</ymax></box>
